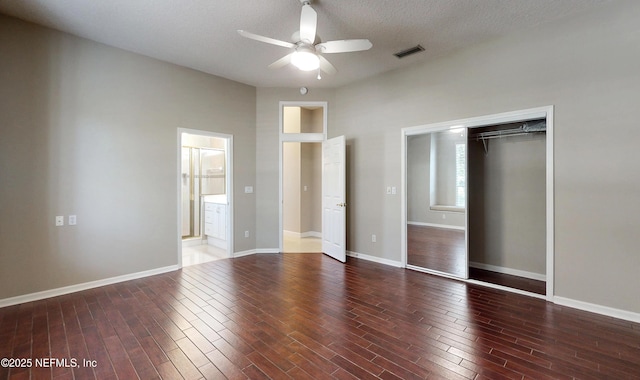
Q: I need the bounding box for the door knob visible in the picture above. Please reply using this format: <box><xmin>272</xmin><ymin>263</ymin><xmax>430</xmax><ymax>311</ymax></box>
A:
<box><xmin>336</xmin><ymin>202</ymin><xmax>347</xmax><ymax>207</ymax></box>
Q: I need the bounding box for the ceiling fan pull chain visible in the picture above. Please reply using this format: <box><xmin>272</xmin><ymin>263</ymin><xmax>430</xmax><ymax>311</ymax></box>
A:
<box><xmin>317</xmin><ymin>67</ymin><xmax>322</xmax><ymax>80</ymax></box>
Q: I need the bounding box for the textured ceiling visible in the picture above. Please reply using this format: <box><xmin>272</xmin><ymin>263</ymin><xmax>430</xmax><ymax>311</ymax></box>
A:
<box><xmin>0</xmin><ymin>0</ymin><xmax>612</xmax><ymax>88</ymax></box>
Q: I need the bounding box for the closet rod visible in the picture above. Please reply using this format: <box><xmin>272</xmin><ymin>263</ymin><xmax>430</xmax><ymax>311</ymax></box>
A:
<box><xmin>472</xmin><ymin>121</ymin><xmax>546</xmax><ymax>154</ymax></box>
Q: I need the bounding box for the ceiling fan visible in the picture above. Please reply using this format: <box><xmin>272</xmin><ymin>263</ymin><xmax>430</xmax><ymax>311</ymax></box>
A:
<box><xmin>238</xmin><ymin>0</ymin><xmax>372</xmax><ymax>79</ymax></box>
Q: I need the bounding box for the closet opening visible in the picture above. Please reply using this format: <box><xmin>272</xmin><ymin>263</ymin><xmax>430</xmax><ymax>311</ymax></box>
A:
<box><xmin>467</xmin><ymin>119</ymin><xmax>547</xmax><ymax>295</ymax></box>
<box><xmin>401</xmin><ymin>106</ymin><xmax>554</xmax><ymax>300</ymax></box>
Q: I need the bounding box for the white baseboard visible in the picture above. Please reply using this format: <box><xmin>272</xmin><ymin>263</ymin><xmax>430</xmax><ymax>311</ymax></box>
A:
<box><xmin>233</xmin><ymin>249</ymin><xmax>257</xmax><ymax>258</ymax></box>
<box><xmin>347</xmin><ymin>251</ymin><xmax>403</xmax><ymax>268</ymax></box>
<box><xmin>232</xmin><ymin>248</ymin><xmax>280</xmax><ymax>258</ymax></box>
<box><xmin>257</xmin><ymin>248</ymin><xmax>280</xmax><ymax>254</ymax></box>
<box><xmin>207</xmin><ymin>236</ymin><xmax>228</xmax><ymax>250</ymax></box>
<box><xmin>554</xmin><ymin>296</ymin><xmax>640</xmax><ymax>324</ymax></box>
<box><xmin>0</xmin><ymin>265</ymin><xmax>180</xmax><ymax>308</ymax></box>
<box><xmin>283</xmin><ymin>230</ymin><xmax>322</xmax><ymax>239</ymax></box>
<box><xmin>469</xmin><ymin>261</ymin><xmax>546</xmax><ymax>282</ymax></box>
<box><xmin>182</xmin><ymin>237</ymin><xmax>205</xmax><ymax>247</ymax></box>
<box><xmin>407</xmin><ymin>221</ymin><xmax>465</xmax><ymax>231</ymax></box>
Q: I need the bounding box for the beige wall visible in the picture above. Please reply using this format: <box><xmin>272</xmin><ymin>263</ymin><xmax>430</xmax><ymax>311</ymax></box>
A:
<box><xmin>282</xmin><ymin>142</ymin><xmax>301</xmax><ymax>232</ymax></box>
<box><xmin>329</xmin><ymin>0</ymin><xmax>640</xmax><ymax>312</ymax></box>
<box><xmin>283</xmin><ymin>142</ymin><xmax>321</xmax><ymax>235</ymax></box>
<box><xmin>468</xmin><ymin>134</ymin><xmax>547</xmax><ymax>275</ymax></box>
<box><xmin>0</xmin><ymin>15</ymin><xmax>256</xmax><ymax>299</ymax></box>
<box><xmin>300</xmin><ymin>143</ymin><xmax>322</xmax><ymax>234</ymax></box>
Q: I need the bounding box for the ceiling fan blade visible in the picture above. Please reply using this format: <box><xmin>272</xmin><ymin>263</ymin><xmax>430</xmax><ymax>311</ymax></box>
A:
<box><xmin>268</xmin><ymin>53</ymin><xmax>293</xmax><ymax>69</ymax></box>
<box><xmin>299</xmin><ymin>4</ymin><xmax>317</xmax><ymax>44</ymax></box>
<box><xmin>316</xmin><ymin>39</ymin><xmax>372</xmax><ymax>53</ymax></box>
<box><xmin>237</xmin><ymin>30</ymin><xmax>296</xmax><ymax>49</ymax></box>
<box><xmin>319</xmin><ymin>55</ymin><xmax>337</xmax><ymax>75</ymax></box>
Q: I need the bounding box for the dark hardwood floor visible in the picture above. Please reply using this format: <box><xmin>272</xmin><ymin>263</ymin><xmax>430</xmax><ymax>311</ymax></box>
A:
<box><xmin>1</xmin><ymin>253</ymin><xmax>639</xmax><ymax>379</ymax></box>
<box><xmin>407</xmin><ymin>224</ymin><xmax>466</xmax><ymax>277</ymax></box>
<box><xmin>408</xmin><ymin>224</ymin><xmax>546</xmax><ymax>295</ymax></box>
<box><xmin>469</xmin><ymin>268</ymin><xmax>546</xmax><ymax>296</ymax></box>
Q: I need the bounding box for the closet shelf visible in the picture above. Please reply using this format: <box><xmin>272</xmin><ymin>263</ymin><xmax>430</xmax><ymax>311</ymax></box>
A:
<box><xmin>470</xmin><ymin>120</ymin><xmax>546</xmax><ymax>154</ymax></box>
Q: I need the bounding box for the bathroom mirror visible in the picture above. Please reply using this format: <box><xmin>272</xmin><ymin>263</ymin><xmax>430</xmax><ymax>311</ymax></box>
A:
<box><xmin>406</xmin><ymin>128</ymin><xmax>467</xmax><ymax>278</ymax></box>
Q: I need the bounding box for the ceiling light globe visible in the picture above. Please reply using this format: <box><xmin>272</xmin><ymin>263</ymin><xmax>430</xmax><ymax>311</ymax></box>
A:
<box><xmin>291</xmin><ymin>50</ymin><xmax>320</xmax><ymax>71</ymax></box>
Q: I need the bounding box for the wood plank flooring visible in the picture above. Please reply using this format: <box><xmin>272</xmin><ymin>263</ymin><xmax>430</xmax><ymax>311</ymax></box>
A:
<box><xmin>468</xmin><ymin>268</ymin><xmax>546</xmax><ymax>296</ymax></box>
<box><xmin>408</xmin><ymin>225</ymin><xmax>546</xmax><ymax>295</ymax></box>
<box><xmin>1</xmin><ymin>253</ymin><xmax>639</xmax><ymax>379</ymax></box>
<box><xmin>407</xmin><ymin>225</ymin><xmax>466</xmax><ymax>277</ymax></box>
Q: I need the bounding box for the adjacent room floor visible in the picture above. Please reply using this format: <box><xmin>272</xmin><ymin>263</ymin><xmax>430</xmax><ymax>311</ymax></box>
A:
<box><xmin>1</xmin><ymin>253</ymin><xmax>638</xmax><ymax>379</ymax></box>
<box><xmin>182</xmin><ymin>242</ymin><xmax>227</xmax><ymax>266</ymax></box>
<box><xmin>283</xmin><ymin>233</ymin><xmax>321</xmax><ymax>253</ymax></box>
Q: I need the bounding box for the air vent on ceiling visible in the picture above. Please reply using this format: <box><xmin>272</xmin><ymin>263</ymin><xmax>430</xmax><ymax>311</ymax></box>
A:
<box><xmin>393</xmin><ymin>45</ymin><xmax>425</xmax><ymax>59</ymax></box>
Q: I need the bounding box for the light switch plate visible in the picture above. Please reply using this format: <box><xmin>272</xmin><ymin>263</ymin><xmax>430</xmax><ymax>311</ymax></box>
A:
<box><xmin>69</xmin><ymin>215</ymin><xmax>77</xmax><ymax>225</ymax></box>
<box><xmin>244</xmin><ymin>186</ymin><xmax>253</xmax><ymax>193</ymax></box>
<box><xmin>55</xmin><ymin>216</ymin><xmax>64</xmax><ymax>226</ymax></box>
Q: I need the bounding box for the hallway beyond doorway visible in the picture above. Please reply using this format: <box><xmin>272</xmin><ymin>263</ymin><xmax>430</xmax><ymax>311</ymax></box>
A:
<box><xmin>283</xmin><ymin>232</ymin><xmax>321</xmax><ymax>253</ymax></box>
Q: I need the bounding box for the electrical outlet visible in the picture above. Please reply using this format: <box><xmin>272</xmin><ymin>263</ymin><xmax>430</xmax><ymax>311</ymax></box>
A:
<box><xmin>372</xmin><ymin>234</ymin><xmax>377</xmax><ymax>243</ymax></box>
<box><xmin>68</xmin><ymin>215</ymin><xmax>77</xmax><ymax>225</ymax></box>
<box><xmin>55</xmin><ymin>216</ymin><xmax>64</xmax><ymax>226</ymax></box>
<box><xmin>244</xmin><ymin>230</ymin><xmax>250</xmax><ymax>238</ymax></box>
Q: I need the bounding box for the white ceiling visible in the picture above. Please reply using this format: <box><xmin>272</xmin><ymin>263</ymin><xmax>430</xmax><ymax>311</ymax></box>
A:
<box><xmin>0</xmin><ymin>0</ymin><xmax>612</xmax><ymax>88</ymax></box>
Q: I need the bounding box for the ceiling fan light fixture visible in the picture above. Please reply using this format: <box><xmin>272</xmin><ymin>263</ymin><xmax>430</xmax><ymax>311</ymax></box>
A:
<box><xmin>291</xmin><ymin>49</ymin><xmax>320</xmax><ymax>71</ymax></box>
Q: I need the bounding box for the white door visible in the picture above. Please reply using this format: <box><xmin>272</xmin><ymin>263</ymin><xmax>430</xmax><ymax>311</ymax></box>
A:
<box><xmin>322</xmin><ymin>135</ymin><xmax>346</xmax><ymax>262</ymax></box>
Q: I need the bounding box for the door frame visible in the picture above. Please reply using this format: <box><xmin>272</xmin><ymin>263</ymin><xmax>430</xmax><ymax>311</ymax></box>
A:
<box><xmin>279</xmin><ymin>101</ymin><xmax>327</xmax><ymax>252</ymax></box>
<box><xmin>401</xmin><ymin>106</ymin><xmax>554</xmax><ymax>301</ymax></box>
<box><xmin>177</xmin><ymin>128</ymin><xmax>234</xmax><ymax>267</ymax></box>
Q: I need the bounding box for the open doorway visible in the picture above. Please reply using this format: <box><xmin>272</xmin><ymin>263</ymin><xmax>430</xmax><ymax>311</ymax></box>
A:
<box><xmin>178</xmin><ymin>129</ymin><xmax>233</xmax><ymax>266</ymax></box>
<box><xmin>279</xmin><ymin>102</ymin><xmax>327</xmax><ymax>253</ymax></box>
<box><xmin>282</xmin><ymin>141</ymin><xmax>322</xmax><ymax>253</ymax></box>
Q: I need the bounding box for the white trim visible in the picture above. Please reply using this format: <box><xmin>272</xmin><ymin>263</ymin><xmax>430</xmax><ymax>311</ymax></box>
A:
<box><xmin>0</xmin><ymin>265</ymin><xmax>179</xmax><ymax>308</ymax></box>
<box><xmin>256</xmin><ymin>248</ymin><xmax>280</xmax><ymax>254</ymax></box>
<box><xmin>554</xmin><ymin>296</ymin><xmax>640</xmax><ymax>324</ymax></box>
<box><xmin>406</xmin><ymin>264</ymin><xmax>467</xmax><ymax>281</ymax></box>
<box><xmin>182</xmin><ymin>237</ymin><xmax>205</xmax><ymax>247</ymax></box>
<box><xmin>466</xmin><ymin>279</ymin><xmax>547</xmax><ymax>300</ymax></box>
<box><xmin>283</xmin><ymin>230</ymin><xmax>322</xmax><ymax>238</ymax></box>
<box><xmin>177</xmin><ymin>128</ymin><xmax>234</xmax><ymax>269</ymax></box>
<box><xmin>407</xmin><ymin>221</ymin><xmax>465</xmax><ymax>231</ymax></box>
<box><xmin>347</xmin><ymin>251</ymin><xmax>403</xmax><ymax>268</ymax></box>
<box><xmin>545</xmin><ymin>106</ymin><xmax>554</xmax><ymax>301</ymax></box>
<box><xmin>469</xmin><ymin>261</ymin><xmax>546</xmax><ymax>282</ymax></box>
<box><xmin>429</xmin><ymin>205</ymin><xmax>464</xmax><ymax>213</ymax></box>
<box><xmin>232</xmin><ymin>249</ymin><xmax>257</xmax><ymax>258</ymax></box>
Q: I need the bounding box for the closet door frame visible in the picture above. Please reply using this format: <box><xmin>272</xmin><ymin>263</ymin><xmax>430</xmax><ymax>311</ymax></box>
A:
<box><xmin>401</xmin><ymin>106</ymin><xmax>554</xmax><ymax>301</ymax></box>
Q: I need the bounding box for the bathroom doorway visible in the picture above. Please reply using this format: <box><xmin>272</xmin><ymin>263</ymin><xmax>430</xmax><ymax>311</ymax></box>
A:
<box><xmin>178</xmin><ymin>129</ymin><xmax>233</xmax><ymax>266</ymax></box>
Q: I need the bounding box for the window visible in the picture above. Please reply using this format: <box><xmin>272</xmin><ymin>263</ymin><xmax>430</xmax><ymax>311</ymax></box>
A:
<box><xmin>455</xmin><ymin>143</ymin><xmax>466</xmax><ymax>207</ymax></box>
<box><xmin>429</xmin><ymin>129</ymin><xmax>466</xmax><ymax>212</ymax></box>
